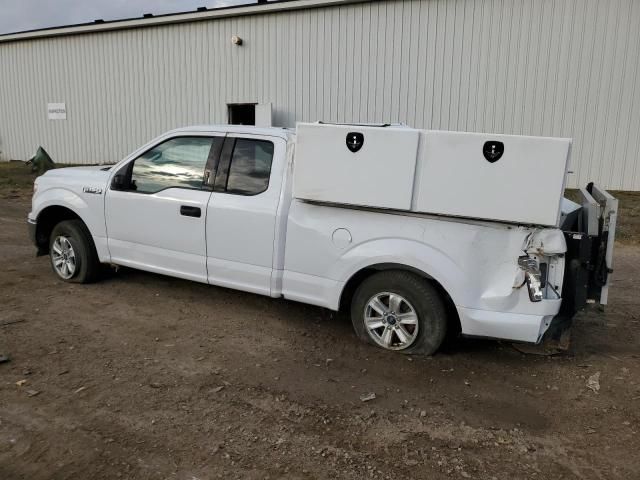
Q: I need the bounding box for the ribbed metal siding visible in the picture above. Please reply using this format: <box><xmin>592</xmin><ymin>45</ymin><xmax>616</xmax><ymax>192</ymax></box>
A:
<box><xmin>0</xmin><ymin>0</ymin><xmax>639</xmax><ymax>189</ymax></box>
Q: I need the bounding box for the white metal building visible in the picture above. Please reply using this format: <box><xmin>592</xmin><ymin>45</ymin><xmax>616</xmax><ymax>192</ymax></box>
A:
<box><xmin>1</xmin><ymin>0</ymin><xmax>639</xmax><ymax>190</ymax></box>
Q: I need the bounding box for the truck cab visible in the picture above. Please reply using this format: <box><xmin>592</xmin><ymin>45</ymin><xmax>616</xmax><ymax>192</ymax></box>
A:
<box><xmin>30</xmin><ymin>126</ymin><xmax>292</xmax><ymax>289</ymax></box>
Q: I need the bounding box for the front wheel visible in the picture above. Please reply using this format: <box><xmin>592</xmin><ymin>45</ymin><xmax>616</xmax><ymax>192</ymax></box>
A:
<box><xmin>350</xmin><ymin>271</ymin><xmax>448</xmax><ymax>355</ymax></box>
<box><xmin>49</xmin><ymin>220</ymin><xmax>100</xmax><ymax>283</ymax></box>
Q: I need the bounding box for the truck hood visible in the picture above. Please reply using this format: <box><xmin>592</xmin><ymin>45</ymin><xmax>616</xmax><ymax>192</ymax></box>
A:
<box><xmin>43</xmin><ymin>165</ymin><xmax>113</xmax><ymax>180</ymax></box>
<box><xmin>35</xmin><ymin>165</ymin><xmax>114</xmax><ymax>194</ymax></box>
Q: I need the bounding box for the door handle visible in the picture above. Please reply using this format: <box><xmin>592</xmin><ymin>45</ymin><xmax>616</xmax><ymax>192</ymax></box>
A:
<box><xmin>180</xmin><ymin>205</ymin><xmax>201</xmax><ymax>218</ymax></box>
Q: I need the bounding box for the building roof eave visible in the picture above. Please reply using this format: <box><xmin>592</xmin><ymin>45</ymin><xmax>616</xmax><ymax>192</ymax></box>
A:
<box><xmin>0</xmin><ymin>0</ymin><xmax>372</xmax><ymax>43</ymax></box>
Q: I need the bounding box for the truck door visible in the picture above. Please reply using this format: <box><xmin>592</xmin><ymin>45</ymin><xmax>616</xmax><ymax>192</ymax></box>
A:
<box><xmin>105</xmin><ymin>134</ymin><xmax>224</xmax><ymax>283</ymax></box>
<box><xmin>205</xmin><ymin>133</ymin><xmax>287</xmax><ymax>296</ymax></box>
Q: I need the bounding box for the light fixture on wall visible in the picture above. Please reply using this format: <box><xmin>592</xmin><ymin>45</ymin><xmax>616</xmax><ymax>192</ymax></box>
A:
<box><xmin>231</xmin><ymin>35</ymin><xmax>243</xmax><ymax>46</ymax></box>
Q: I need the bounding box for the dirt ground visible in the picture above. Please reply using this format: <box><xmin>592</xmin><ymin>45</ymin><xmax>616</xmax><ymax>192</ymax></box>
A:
<box><xmin>1</xmin><ymin>164</ymin><xmax>640</xmax><ymax>479</ymax></box>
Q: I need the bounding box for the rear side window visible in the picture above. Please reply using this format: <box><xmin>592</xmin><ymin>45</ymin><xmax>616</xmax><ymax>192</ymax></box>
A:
<box><xmin>130</xmin><ymin>137</ymin><xmax>214</xmax><ymax>194</ymax></box>
<box><xmin>225</xmin><ymin>139</ymin><xmax>274</xmax><ymax>195</ymax></box>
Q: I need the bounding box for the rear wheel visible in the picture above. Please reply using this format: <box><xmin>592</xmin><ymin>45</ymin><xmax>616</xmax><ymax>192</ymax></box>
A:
<box><xmin>49</xmin><ymin>220</ymin><xmax>100</xmax><ymax>283</ymax></box>
<box><xmin>351</xmin><ymin>271</ymin><xmax>447</xmax><ymax>355</ymax></box>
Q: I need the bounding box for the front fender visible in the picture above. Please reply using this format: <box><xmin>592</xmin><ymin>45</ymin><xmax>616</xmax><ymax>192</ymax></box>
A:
<box><xmin>32</xmin><ymin>187</ymin><xmax>106</xmax><ymax>238</ymax></box>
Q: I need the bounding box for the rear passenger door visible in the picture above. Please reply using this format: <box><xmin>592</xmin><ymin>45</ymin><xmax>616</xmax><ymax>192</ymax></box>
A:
<box><xmin>205</xmin><ymin>133</ymin><xmax>287</xmax><ymax>296</ymax></box>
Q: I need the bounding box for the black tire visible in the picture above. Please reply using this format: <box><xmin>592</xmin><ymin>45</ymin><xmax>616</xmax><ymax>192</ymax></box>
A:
<box><xmin>49</xmin><ymin>219</ymin><xmax>100</xmax><ymax>283</ymax></box>
<box><xmin>350</xmin><ymin>270</ymin><xmax>447</xmax><ymax>355</ymax></box>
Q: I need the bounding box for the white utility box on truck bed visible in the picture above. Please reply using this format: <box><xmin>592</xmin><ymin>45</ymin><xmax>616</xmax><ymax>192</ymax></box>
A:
<box><xmin>294</xmin><ymin>123</ymin><xmax>420</xmax><ymax>210</ymax></box>
<box><xmin>28</xmin><ymin>123</ymin><xmax>616</xmax><ymax>355</ymax></box>
<box><xmin>414</xmin><ymin>131</ymin><xmax>571</xmax><ymax>226</ymax></box>
<box><xmin>294</xmin><ymin>123</ymin><xmax>571</xmax><ymax>226</ymax></box>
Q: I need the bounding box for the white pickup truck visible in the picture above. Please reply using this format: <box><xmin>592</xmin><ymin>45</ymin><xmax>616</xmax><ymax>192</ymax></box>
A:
<box><xmin>28</xmin><ymin>123</ymin><xmax>617</xmax><ymax>354</ymax></box>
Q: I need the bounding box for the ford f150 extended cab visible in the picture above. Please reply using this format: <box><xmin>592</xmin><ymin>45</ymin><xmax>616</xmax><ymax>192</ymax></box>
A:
<box><xmin>28</xmin><ymin>123</ymin><xmax>617</xmax><ymax>354</ymax></box>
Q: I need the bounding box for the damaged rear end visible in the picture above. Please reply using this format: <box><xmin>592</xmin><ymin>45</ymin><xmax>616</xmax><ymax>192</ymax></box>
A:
<box><xmin>543</xmin><ymin>184</ymin><xmax>618</xmax><ymax>347</ymax></box>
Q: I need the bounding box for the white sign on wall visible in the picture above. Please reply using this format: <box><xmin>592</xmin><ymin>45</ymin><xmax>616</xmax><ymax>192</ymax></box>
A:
<box><xmin>47</xmin><ymin>103</ymin><xmax>66</xmax><ymax>120</ymax></box>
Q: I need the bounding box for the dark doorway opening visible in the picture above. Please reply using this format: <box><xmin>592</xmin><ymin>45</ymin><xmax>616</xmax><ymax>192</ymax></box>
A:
<box><xmin>228</xmin><ymin>103</ymin><xmax>256</xmax><ymax>125</ymax></box>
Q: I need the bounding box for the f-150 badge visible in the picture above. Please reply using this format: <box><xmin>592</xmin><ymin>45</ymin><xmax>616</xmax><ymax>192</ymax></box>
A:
<box><xmin>83</xmin><ymin>186</ymin><xmax>103</xmax><ymax>194</ymax></box>
<box><xmin>346</xmin><ymin>132</ymin><xmax>364</xmax><ymax>153</ymax></box>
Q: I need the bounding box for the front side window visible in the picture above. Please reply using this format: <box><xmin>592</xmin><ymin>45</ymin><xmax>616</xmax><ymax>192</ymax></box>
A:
<box><xmin>226</xmin><ymin>139</ymin><xmax>274</xmax><ymax>195</ymax></box>
<box><xmin>129</xmin><ymin>137</ymin><xmax>214</xmax><ymax>194</ymax></box>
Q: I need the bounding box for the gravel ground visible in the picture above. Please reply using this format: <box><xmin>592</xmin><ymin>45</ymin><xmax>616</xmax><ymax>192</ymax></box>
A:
<box><xmin>1</xmin><ymin>188</ymin><xmax>639</xmax><ymax>479</ymax></box>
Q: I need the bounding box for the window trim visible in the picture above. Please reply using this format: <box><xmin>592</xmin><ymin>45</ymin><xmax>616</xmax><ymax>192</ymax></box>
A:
<box><xmin>215</xmin><ymin>137</ymin><xmax>275</xmax><ymax>197</ymax></box>
<box><xmin>212</xmin><ymin>137</ymin><xmax>235</xmax><ymax>193</ymax></box>
<box><xmin>111</xmin><ymin>134</ymin><xmax>224</xmax><ymax>195</ymax></box>
<box><xmin>203</xmin><ymin>135</ymin><xmax>226</xmax><ymax>191</ymax></box>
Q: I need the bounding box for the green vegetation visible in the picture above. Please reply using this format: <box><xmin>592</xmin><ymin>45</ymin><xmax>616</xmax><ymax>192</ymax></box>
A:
<box><xmin>608</xmin><ymin>190</ymin><xmax>640</xmax><ymax>244</ymax></box>
<box><xmin>0</xmin><ymin>161</ymin><xmax>37</xmax><ymax>198</ymax></box>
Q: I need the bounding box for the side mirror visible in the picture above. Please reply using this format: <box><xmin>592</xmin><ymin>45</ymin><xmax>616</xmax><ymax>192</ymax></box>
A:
<box><xmin>111</xmin><ymin>174</ymin><xmax>127</xmax><ymax>190</ymax></box>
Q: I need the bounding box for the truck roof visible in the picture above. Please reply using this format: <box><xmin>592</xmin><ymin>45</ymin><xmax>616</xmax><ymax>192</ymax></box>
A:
<box><xmin>170</xmin><ymin>125</ymin><xmax>294</xmax><ymax>140</ymax></box>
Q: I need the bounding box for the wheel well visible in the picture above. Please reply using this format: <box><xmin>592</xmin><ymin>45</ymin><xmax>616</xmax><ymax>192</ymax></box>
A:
<box><xmin>339</xmin><ymin>263</ymin><xmax>461</xmax><ymax>334</ymax></box>
<box><xmin>35</xmin><ymin>206</ymin><xmax>82</xmax><ymax>254</ymax></box>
